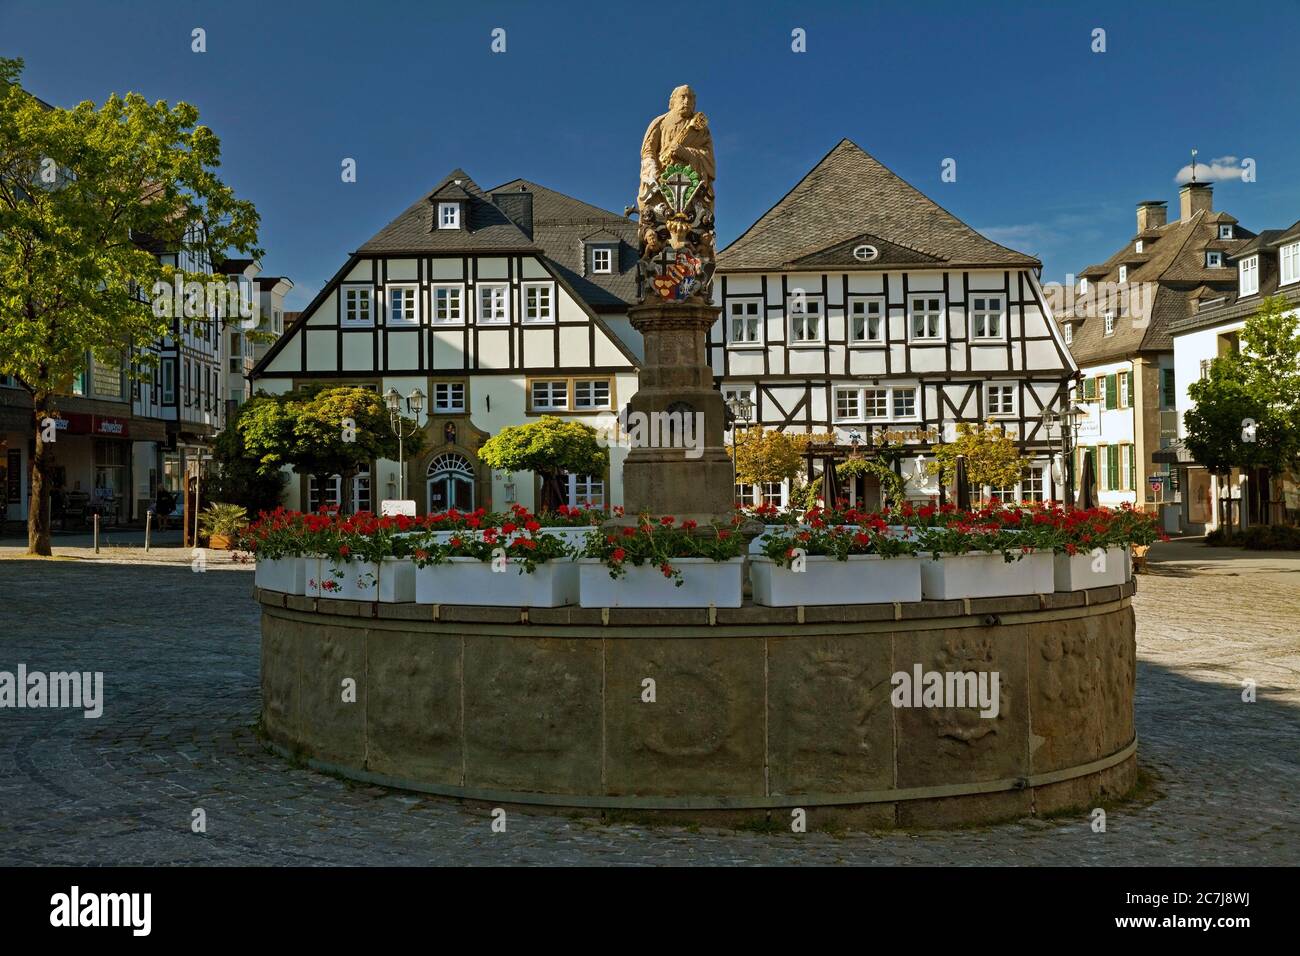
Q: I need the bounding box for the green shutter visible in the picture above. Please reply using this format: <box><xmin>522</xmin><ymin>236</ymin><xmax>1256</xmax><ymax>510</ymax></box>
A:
<box><xmin>1105</xmin><ymin>374</ymin><xmax>1118</xmax><ymax>410</ymax></box>
<box><xmin>1107</xmin><ymin>444</ymin><xmax>1120</xmax><ymax>490</ymax></box>
<box><xmin>1162</xmin><ymin>368</ymin><xmax>1175</xmax><ymax>408</ymax></box>
<box><xmin>1129</xmin><ymin>445</ymin><xmax>1137</xmax><ymax>490</ymax></box>
<box><xmin>1127</xmin><ymin>370</ymin><xmax>1134</xmax><ymax>407</ymax></box>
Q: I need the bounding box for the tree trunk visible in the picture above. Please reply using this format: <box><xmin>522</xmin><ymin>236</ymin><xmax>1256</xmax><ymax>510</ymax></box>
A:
<box><xmin>28</xmin><ymin>392</ymin><xmax>53</xmax><ymax>556</ymax></box>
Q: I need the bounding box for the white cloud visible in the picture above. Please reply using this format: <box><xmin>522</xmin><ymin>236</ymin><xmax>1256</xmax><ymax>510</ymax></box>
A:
<box><xmin>1175</xmin><ymin>156</ymin><xmax>1243</xmax><ymax>184</ymax></box>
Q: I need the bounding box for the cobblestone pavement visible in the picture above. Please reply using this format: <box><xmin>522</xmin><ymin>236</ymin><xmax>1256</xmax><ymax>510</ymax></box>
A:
<box><xmin>1</xmin><ymin>542</ymin><xmax>1297</xmax><ymax>866</ymax></box>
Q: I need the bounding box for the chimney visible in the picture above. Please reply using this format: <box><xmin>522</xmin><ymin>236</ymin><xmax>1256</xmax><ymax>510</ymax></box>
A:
<box><xmin>1179</xmin><ymin>182</ymin><xmax>1212</xmax><ymax>223</ymax></box>
<box><xmin>1136</xmin><ymin>201</ymin><xmax>1167</xmax><ymax>233</ymax></box>
<box><xmin>492</xmin><ymin>187</ymin><xmax>533</xmax><ymax>240</ymax></box>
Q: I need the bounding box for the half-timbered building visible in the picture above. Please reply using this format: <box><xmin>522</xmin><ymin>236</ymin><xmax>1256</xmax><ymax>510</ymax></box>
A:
<box><xmin>712</xmin><ymin>140</ymin><xmax>1077</xmax><ymax>508</ymax></box>
<box><xmin>250</xmin><ymin>171</ymin><xmax>641</xmax><ymax>514</ymax></box>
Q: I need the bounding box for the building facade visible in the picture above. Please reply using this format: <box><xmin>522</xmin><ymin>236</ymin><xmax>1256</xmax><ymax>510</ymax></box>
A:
<box><xmin>712</xmin><ymin>140</ymin><xmax>1077</xmax><ymax>508</ymax></box>
<box><xmin>1165</xmin><ymin>218</ymin><xmax>1300</xmax><ymax>532</ymax></box>
<box><xmin>250</xmin><ymin>171</ymin><xmax>641</xmax><ymax>514</ymax></box>
<box><xmin>1058</xmin><ymin>181</ymin><xmax>1251</xmax><ymax>527</ymax></box>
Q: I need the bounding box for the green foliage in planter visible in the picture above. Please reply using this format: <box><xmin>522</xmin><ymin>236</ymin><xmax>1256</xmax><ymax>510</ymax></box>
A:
<box><xmin>198</xmin><ymin>502</ymin><xmax>248</xmax><ymax>539</ymax></box>
<box><xmin>581</xmin><ymin>516</ymin><xmax>746</xmax><ymax>586</ymax></box>
<box><xmin>761</xmin><ymin>524</ymin><xmax>919</xmax><ymax>566</ymax></box>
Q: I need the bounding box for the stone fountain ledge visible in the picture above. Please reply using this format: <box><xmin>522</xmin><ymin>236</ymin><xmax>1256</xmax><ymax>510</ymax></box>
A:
<box><xmin>257</xmin><ymin>581</ymin><xmax>1137</xmax><ymax>829</ymax></box>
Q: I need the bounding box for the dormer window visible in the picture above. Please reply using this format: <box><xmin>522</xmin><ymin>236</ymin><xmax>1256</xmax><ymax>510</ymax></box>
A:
<box><xmin>590</xmin><ymin>246</ymin><xmax>613</xmax><ymax>274</ymax></box>
<box><xmin>1206</xmin><ymin>251</ymin><xmax>1222</xmax><ymax>268</ymax></box>
<box><xmin>1118</xmin><ymin>266</ymin><xmax>1127</xmax><ymax>283</ymax></box>
<box><xmin>1219</xmin><ymin>224</ymin><xmax>1234</xmax><ymax>240</ymax></box>
<box><xmin>1281</xmin><ymin>242</ymin><xmax>1300</xmax><ymax>286</ymax></box>
<box><xmin>1079</xmin><ymin>277</ymin><xmax>1088</xmax><ymax>293</ymax></box>
<box><xmin>1135</xmin><ymin>240</ymin><xmax>1144</xmax><ymax>253</ymax></box>
<box><xmin>1240</xmin><ymin>255</ymin><xmax>1259</xmax><ymax>295</ymax></box>
<box><xmin>438</xmin><ymin>202</ymin><xmax>461</xmax><ymax>229</ymax></box>
<box><xmin>1104</xmin><ymin>312</ymin><xmax>1115</xmax><ymax>335</ymax></box>
<box><xmin>1063</xmin><ymin>323</ymin><xmax>1073</xmax><ymax>345</ymax></box>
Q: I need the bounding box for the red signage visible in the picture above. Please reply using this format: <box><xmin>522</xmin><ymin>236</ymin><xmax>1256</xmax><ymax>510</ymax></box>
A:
<box><xmin>47</xmin><ymin>413</ymin><xmax>130</xmax><ymax>438</ymax></box>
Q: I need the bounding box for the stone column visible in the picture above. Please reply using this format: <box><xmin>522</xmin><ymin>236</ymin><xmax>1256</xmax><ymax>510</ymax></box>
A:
<box><xmin>620</xmin><ymin>300</ymin><xmax>734</xmax><ymax>523</ymax></box>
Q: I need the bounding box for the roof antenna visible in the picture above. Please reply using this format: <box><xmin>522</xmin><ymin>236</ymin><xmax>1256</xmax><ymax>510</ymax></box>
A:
<box><xmin>1190</xmin><ymin>148</ymin><xmax>1198</xmax><ymax>184</ymax></box>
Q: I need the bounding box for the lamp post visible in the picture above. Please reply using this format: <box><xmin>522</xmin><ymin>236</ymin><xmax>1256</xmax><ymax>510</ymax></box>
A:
<box><xmin>726</xmin><ymin>394</ymin><xmax>754</xmax><ymax>505</ymax></box>
<box><xmin>1041</xmin><ymin>402</ymin><xmax>1088</xmax><ymax>505</ymax></box>
<box><xmin>384</xmin><ymin>386</ymin><xmax>425</xmax><ymax>501</ymax></box>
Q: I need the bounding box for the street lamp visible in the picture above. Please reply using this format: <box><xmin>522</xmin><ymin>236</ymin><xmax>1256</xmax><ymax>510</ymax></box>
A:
<box><xmin>1041</xmin><ymin>402</ymin><xmax>1088</xmax><ymax>505</ymax></box>
<box><xmin>385</xmin><ymin>387</ymin><xmax>425</xmax><ymax>501</ymax></box>
<box><xmin>726</xmin><ymin>394</ymin><xmax>755</xmax><ymax>505</ymax></box>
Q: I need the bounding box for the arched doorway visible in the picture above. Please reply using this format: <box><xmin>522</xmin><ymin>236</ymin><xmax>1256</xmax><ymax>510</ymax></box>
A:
<box><xmin>427</xmin><ymin>453</ymin><xmax>475</xmax><ymax>513</ymax></box>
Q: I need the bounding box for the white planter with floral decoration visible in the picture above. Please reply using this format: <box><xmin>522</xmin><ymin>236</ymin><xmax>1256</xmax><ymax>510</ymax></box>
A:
<box><xmin>919</xmin><ymin>550</ymin><xmax>1053</xmax><ymax>599</ymax></box>
<box><xmin>378</xmin><ymin>558</ymin><xmax>418</xmax><ymax>603</ymax></box>
<box><xmin>415</xmin><ymin>557</ymin><xmax>578</xmax><ymax>607</ymax></box>
<box><xmin>750</xmin><ymin>554</ymin><xmax>921</xmax><ymax>606</ymax></box>
<box><xmin>255</xmin><ymin>557</ymin><xmax>305</xmax><ymax>594</ymax></box>
<box><xmin>1052</xmin><ymin>546</ymin><xmax>1130</xmax><ymax>591</ymax></box>
<box><xmin>578</xmin><ymin>557</ymin><xmax>745</xmax><ymax>608</ymax></box>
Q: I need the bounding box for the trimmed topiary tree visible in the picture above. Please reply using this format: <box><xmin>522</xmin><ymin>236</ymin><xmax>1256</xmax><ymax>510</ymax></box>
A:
<box><xmin>479</xmin><ymin>416</ymin><xmax>609</xmax><ymax>512</ymax></box>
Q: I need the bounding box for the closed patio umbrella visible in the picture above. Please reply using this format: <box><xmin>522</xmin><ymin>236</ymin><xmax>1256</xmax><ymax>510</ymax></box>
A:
<box><xmin>1079</xmin><ymin>452</ymin><xmax>1097</xmax><ymax>510</ymax></box>
<box><xmin>955</xmin><ymin>455</ymin><xmax>971</xmax><ymax>511</ymax></box>
<box><xmin>820</xmin><ymin>455</ymin><xmax>840</xmax><ymax>509</ymax></box>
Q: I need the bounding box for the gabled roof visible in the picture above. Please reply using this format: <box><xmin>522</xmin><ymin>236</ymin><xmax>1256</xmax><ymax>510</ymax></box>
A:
<box><xmin>1171</xmin><ymin>218</ymin><xmax>1300</xmax><ymax>333</ymax></box>
<box><xmin>357</xmin><ymin>170</ymin><xmax>537</xmax><ymax>254</ymax></box>
<box><xmin>490</xmin><ymin>178</ymin><xmax>638</xmax><ymax>311</ymax></box>
<box><xmin>718</xmin><ymin>139</ymin><xmax>1039</xmax><ymax>271</ymax></box>
<box><xmin>1061</xmin><ymin>206</ymin><xmax>1256</xmax><ymax>365</ymax></box>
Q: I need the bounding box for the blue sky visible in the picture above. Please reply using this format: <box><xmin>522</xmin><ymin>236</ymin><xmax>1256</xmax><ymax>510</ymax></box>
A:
<box><xmin>5</xmin><ymin>0</ymin><xmax>1299</xmax><ymax>309</ymax></box>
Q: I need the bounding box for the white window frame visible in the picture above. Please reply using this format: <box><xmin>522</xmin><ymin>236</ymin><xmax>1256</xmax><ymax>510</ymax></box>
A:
<box><xmin>786</xmin><ymin>294</ymin><xmax>825</xmax><ymax>345</ymax></box>
<box><xmin>530</xmin><ymin>379</ymin><xmax>569</xmax><ymax>411</ymax></box>
<box><xmin>1219</xmin><ymin>224</ymin><xmax>1233</xmax><ymax>240</ymax></box>
<box><xmin>161</xmin><ymin>358</ymin><xmax>175</xmax><ymax>404</ymax></box>
<box><xmin>590</xmin><ymin>246</ymin><xmax>613</xmax><ymax>275</ymax></box>
<box><xmin>431</xmin><ymin>284</ymin><xmax>465</xmax><ymax>325</ymax></box>
<box><xmin>727</xmin><ymin>298</ymin><xmax>763</xmax><ymax>347</ymax></box>
<box><xmin>433</xmin><ymin>382</ymin><xmax>466</xmax><ymax>414</ymax></box>
<box><xmin>566</xmin><ymin>473</ymin><xmax>606</xmax><ymax>509</ymax></box>
<box><xmin>573</xmin><ymin>378</ymin><xmax>612</xmax><ymax>411</ymax></box>
<box><xmin>1239</xmin><ymin>255</ymin><xmax>1259</xmax><ymax>295</ymax></box>
<box><xmin>1118</xmin><ymin>266</ymin><xmax>1128</xmax><ymax>284</ymax></box>
<box><xmin>970</xmin><ymin>294</ymin><xmax>1006</xmax><ymax>340</ymax></box>
<box><xmin>906</xmin><ymin>294</ymin><xmax>944</xmax><ymax>341</ymax></box>
<box><xmin>1021</xmin><ymin>465</ymin><xmax>1046</xmax><ymax>503</ymax></box>
<box><xmin>833</xmin><ymin>385</ymin><xmax>918</xmax><ymax>423</ymax></box>
<box><xmin>1079</xmin><ymin>277</ymin><xmax>1089</xmax><ymax>294</ymax></box>
<box><xmin>985</xmin><ymin>382</ymin><xmax>1016</xmax><ymax>417</ymax></box>
<box><xmin>477</xmin><ymin>283</ymin><xmax>509</xmax><ymax>324</ymax></box>
<box><xmin>1104</xmin><ymin>312</ymin><xmax>1116</xmax><ymax>335</ymax></box>
<box><xmin>1280</xmin><ymin>243</ymin><xmax>1300</xmax><ymax>286</ymax></box>
<box><xmin>343</xmin><ymin>287</ymin><xmax>373</xmax><ymax>327</ymax></box>
<box><xmin>522</xmin><ymin>282</ymin><xmax>554</xmax><ymax>323</ymax></box>
<box><xmin>848</xmin><ymin>296</ymin><xmax>886</xmax><ymax>345</ymax></box>
<box><xmin>1206</xmin><ymin>251</ymin><xmax>1223</xmax><ymax>268</ymax></box>
<box><xmin>1135</xmin><ymin>240</ymin><xmax>1144</xmax><ymax>253</ymax></box>
<box><xmin>1063</xmin><ymin>323</ymin><xmax>1073</xmax><ymax>345</ymax></box>
<box><xmin>387</xmin><ymin>285</ymin><xmax>420</xmax><ymax>327</ymax></box>
<box><xmin>438</xmin><ymin>202</ymin><xmax>460</xmax><ymax>229</ymax></box>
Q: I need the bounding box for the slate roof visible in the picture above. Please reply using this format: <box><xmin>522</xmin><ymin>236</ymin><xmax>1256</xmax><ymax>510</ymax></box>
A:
<box><xmin>490</xmin><ymin>178</ymin><xmax>638</xmax><ymax>311</ymax></box>
<box><xmin>356</xmin><ymin>170</ymin><xmax>538</xmax><ymax>254</ymax></box>
<box><xmin>1170</xmin><ymin>218</ymin><xmax>1300</xmax><ymax>334</ymax></box>
<box><xmin>718</xmin><ymin>139</ymin><xmax>1039</xmax><ymax>271</ymax></box>
<box><xmin>1059</xmin><ymin>204</ymin><xmax>1255</xmax><ymax>366</ymax></box>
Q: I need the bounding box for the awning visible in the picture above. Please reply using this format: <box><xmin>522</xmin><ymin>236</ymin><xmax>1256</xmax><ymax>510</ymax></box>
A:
<box><xmin>1152</xmin><ymin>440</ymin><xmax>1198</xmax><ymax>465</ymax></box>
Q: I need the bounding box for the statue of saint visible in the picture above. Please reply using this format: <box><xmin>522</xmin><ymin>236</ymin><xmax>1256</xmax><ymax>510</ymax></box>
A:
<box><xmin>636</xmin><ymin>85</ymin><xmax>716</xmax><ymax>303</ymax></box>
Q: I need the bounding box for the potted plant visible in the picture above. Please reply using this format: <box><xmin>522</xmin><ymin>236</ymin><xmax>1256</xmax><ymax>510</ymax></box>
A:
<box><xmin>412</xmin><ymin>519</ymin><xmax>577</xmax><ymax>607</ymax></box>
<box><xmin>198</xmin><ymin>502</ymin><xmax>247</xmax><ymax>550</ymax></box>
<box><xmin>578</xmin><ymin>516</ymin><xmax>747</xmax><ymax>608</ymax></box>
<box><xmin>914</xmin><ymin>517</ymin><xmax>1056</xmax><ymax>599</ymax></box>
<box><xmin>534</xmin><ymin>503</ymin><xmax>613</xmax><ymax>547</ymax></box>
<box><xmin>311</xmin><ymin>511</ymin><xmax>421</xmax><ymax>602</ymax></box>
<box><xmin>752</xmin><ymin>523</ymin><xmax>921</xmax><ymax>606</ymax></box>
<box><xmin>243</xmin><ymin>508</ymin><xmax>309</xmax><ymax>594</ymax></box>
<box><xmin>1052</xmin><ymin>504</ymin><xmax>1159</xmax><ymax>590</ymax></box>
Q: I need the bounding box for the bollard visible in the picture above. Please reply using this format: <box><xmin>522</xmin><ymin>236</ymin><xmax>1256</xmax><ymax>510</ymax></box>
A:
<box><xmin>145</xmin><ymin>511</ymin><xmax>152</xmax><ymax>552</ymax></box>
<box><xmin>93</xmin><ymin>513</ymin><xmax>100</xmax><ymax>554</ymax></box>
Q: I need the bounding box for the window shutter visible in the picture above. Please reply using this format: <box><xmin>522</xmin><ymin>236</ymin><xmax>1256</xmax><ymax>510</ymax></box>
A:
<box><xmin>1162</xmin><ymin>368</ymin><xmax>1175</xmax><ymax>408</ymax></box>
<box><xmin>1107</xmin><ymin>444</ymin><xmax>1119</xmax><ymax>490</ymax></box>
<box><xmin>1127</xmin><ymin>370</ymin><xmax>1134</xmax><ymax>407</ymax></box>
<box><xmin>1105</xmin><ymin>374</ymin><xmax>1118</xmax><ymax>410</ymax></box>
<box><xmin>1128</xmin><ymin>445</ymin><xmax>1137</xmax><ymax>490</ymax></box>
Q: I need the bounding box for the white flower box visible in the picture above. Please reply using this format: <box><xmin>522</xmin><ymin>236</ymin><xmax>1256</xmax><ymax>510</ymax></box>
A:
<box><xmin>751</xmin><ymin>554</ymin><xmax>921</xmax><ymax>606</ymax></box>
<box><xmin>378</xmin><ymin>558</ymin><xmax>417</xmax><ymax>603</ymax></box>
<box><xmin>578</xmin><ymin>556</ymin><xmax>745</xmax><ymax>608</ymax></box>
<box><xmin>319</xmin><ymin>559</ymin><xmax>380</xmax><ymax>601</ymax></box>
<box><xmin>415</xmin><ymin>557</ymin><xmax>578</xmax><ymax>607</ymax></box>
<box><xmin>748</xmin><ymin>524</ymin><xmax>800</xmax><ymax>554</ymax></box>
<box><xmin>1053</xmin><ymin>546</ymin><xmax>1130</xmax><ymax>591</ymax></box>
<box><xmin>303</xmin><ymin>555</ymin><xmax>325</xmax><ymax>597</ymax></box>
<box><xmin>919</xmin><ymin>550</ymin><xmax>1054</xmax><ymax>600</ymax></box>
<box><xmin>255</xmin><ymin>557</ymin><xmax>305</xmax><ymax>594</ymax></box>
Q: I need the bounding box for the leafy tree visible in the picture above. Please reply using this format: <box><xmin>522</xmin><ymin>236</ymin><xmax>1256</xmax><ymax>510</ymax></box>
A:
<box><xmin>1184</xmin><ymin>296</ymin><xmax>1300</xmax><ymax>530</ymax></box>
<box><xmin>730</xmin><ymin>427</ymin><xmax>803</xmax><ymax>486</ymax></box>
<box><xmin>837</xmin><ymin>456</ymin><xmax>906</xmax><ymax>507</ymax></box>
<box><xmin>239</xmin><ymin>387</ymin><xmax>423</xmax><ymax>514</ymax></box>
<box><xmin>926</xmin><ymin>420</ymin><xmax>1028</xmax><ymax>491</ymax></box>
<box><xmin>479</xmin><ymin>416</ymin><xmax>608</xmax><ymax>511</ymax></box>
<box><xmin>207</xmin><ymin>395</ymin><xmax>290</xmax><ymax>514</ymax></box>
<box><xmin>0</xmin><ymin>58</ymin><xmax>261</xmax><ymax>553</ymax></box>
